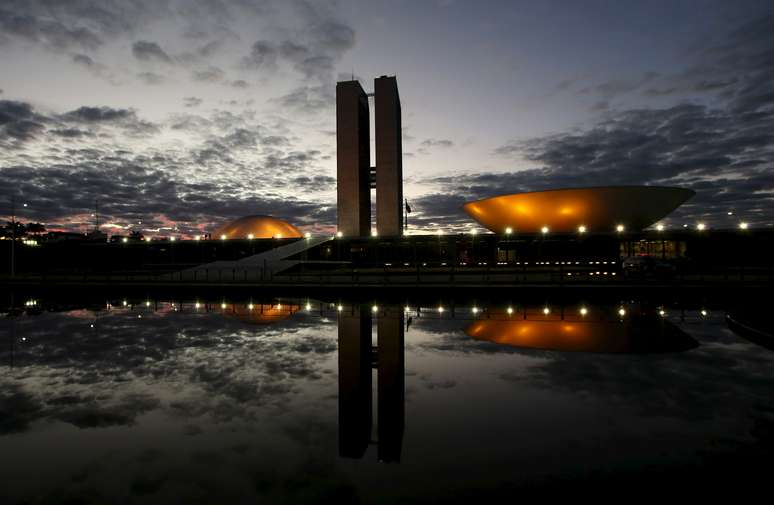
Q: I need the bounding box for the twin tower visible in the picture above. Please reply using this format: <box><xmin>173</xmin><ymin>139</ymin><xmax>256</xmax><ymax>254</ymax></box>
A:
<box><xmin>336</xmin><ymin>76</ymin><xmax>403</xmax><ymax>237</ymax></box>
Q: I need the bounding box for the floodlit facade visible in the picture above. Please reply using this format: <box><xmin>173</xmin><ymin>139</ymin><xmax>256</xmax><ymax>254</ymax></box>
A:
<box><xmin>463</xmin><ymin>186</ymin><xmax>695</xmax><ymax>234</ymax></box>
<box><xmin>211</xmin><ymin>215</ymin><xmax>302</xmax><ymax>239</ymax></box>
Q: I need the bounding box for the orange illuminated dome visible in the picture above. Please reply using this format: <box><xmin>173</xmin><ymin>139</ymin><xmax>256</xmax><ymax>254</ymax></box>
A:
<box><xmin>466</xmin><ymin>318</ymin><xmax>697</xmax><ymax>353</ymax></box>
<box><xmin>212</xmin><ymin>215</ymin><xmax>303</xmax><ymax>239</ymax></box>
<box><xmin>221</xmin><ymin>303</ymin><xmax>301</xmax><ymax>325</ymax></box>
<box><xmin>462</xmin><ymin>186</ymin><xmax>694</xmax><ymax>233</ymax></box>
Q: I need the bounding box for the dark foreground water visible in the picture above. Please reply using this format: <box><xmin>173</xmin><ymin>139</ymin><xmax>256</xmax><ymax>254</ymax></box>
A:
<box><xmin>1</xmin><ymin>295</ymin><xmax>773</xmax><ymax>503</ymax></box>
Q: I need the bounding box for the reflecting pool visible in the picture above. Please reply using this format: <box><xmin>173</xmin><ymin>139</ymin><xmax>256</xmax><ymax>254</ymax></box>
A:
<box><xmin>1</xmin><ymin>296</ymin><xmax>773</xmax><ymax>503</ymax></box>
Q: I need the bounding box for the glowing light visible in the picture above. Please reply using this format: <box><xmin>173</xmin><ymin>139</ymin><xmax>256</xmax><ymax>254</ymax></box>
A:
<box><xmin>543</xmin><ymin>307</ymin><xmax>550</xmax><ymax>315</ymax></box>
<box><xmin>405</xmin><ymin>306</ymin><xmax>411</xmax><ymax>312</ymax></box>
<box><xmin>305</xmin><ymin>303</ymin><xmax>312</xmax><ymax>311</ymax></box>
<box><xmin>505</xmin><ymin>227</ymin><xmax>513</xmax><ymax>235</ymax></box>
<box><xmin>248</xmin><ymin>303</ymin><xmax>254</xmax><ymax>310</ymax></box>
<box><xmin>275</xmin><ymin>233</ymin><xmax>282</xmax><ymax>239</ymax></box>
<box><xmin>247</xmin><ymin>234</ymin><xmax>254</xmax><ymax>240</ymax></box>
<box><xmin>304</xmin><ymin>232</ymin><xmax>311</xmax><ymax>238</ymax></box>
<box><xmin>659</xmin><ymin>309</ymin><xmax>666</xmax><ymax>317</ymax></box>
<box><xmin>371</xmin><ymin>230</ymin><xmax>378</xmax><ymax>238</ymax></box>
<box><xmin>194</xmin><ymin>235</ymin><xmax>201</xmax><ymax>241</ymax></box>
<box><xmin>727</xmin><ymin>211</ymin><xmax>734</xmax><ymax>216</ymax></box>
<box><xmin>472</xmin><ymin>307</ymin><xmax>479</xmax><ymax>314</ymax></box>
<box><xmin>337</xmin><ymin>304</ymin><xmax>343</xmax><ymax>312</ymax></box>
<box><xmin>470</xmin><ymin>229</ymin><xmax>478</xmax><ymax>235</ymax></box>
<box><xmin>438</xmin><ymin>306</ymin><xmax>445</xmax><ymax>313</ymax></box>
<box><xmin>578</xmin><ymin>225</ymin><xmax>587</xmax><ymax>234</ymax></box>
<box><xmin>336</xmin><ymin>231</ymin><xmax>343</xmax><ymax>238</ymax></box>
<box><xmin>507</xmin><ymin>307</ymin><xmax>514</xmax><ymax>315</ymax></box>
<box><xmin>541</xmin><ymin>226</ymin><xmax>549</xmax><ymax>235</ymax></box>
<box><xmin>122</xmin><ymin>300</ymin><xmax>127</xmax><ymax>307</ymax></box>
<box><xmin>220</xmin><ymin>303</ymin><xmax>227</xmax><ymax>309</ymax></box>
<box><xmin>220</xmin><ymin>234</ymin><xmax>227</xmax><ymax>240</ymax></box>
<box><xmin>701</xmin><ymin>309</ymin><xmax>708</xmax><ymax>317</ymax></box>
<box><xmin>696</xmin><ymin>223</ymin><xmax>706</xmax><ymax>231</ymax></box>
<box><xmin>169</xmin><ymin>236</ymin><xmax>176</xmax><ymax>242</ymax></box>
<box><xmin>656</xmin><ymin>224</ymin><xmax>665</xmax><ymax>231</ymax></box>
<box><xmin>90</xmin><ymin>324</ymin><xmax>94</xmax><ymax>328</ymax></box>
<box><xmin>122</xmin><ymin>237</ymin><xmax>128</xmax><ymax>243</ymax></box>
<box><xmin>437</xmin><ymin>229</ymin><xmax>444</xmax><ymax>236</ymax></box>
<box><xmin>195</xmin><ymin>302</ymin><xmax>201</xmax><ymax>309</ymax></box>
<box><xmin>137</xmin><ymin>315</ymin><xmax>142</xmax><ymax>319</ymax></box>
<box><xmin>618</xmin><ymin>308</ymin><xmax>626</xmax><ymax>317</ymax></box>
<box><xmin>579</xmin><ymin>307</ymin><xmax>588</xmax><ymax>316</ymax></box>
<box><xmin>145</xmin><ymin>301</ymin><xmax>150</xmax><ymax>307</ymax></box>
<box><xmin>372</xmin><ymin>305</ymin><xmax>378</xmax><ymax>313</ymax></box>
<box><xmin>739</xmin><ymin>222</ymin><xmax>748</xmax><ymax>230</ymax></box>
<box><xmin>616</xmin><ymin>224</ymin><xmax>625</xmax><ymax>233</ymax></box>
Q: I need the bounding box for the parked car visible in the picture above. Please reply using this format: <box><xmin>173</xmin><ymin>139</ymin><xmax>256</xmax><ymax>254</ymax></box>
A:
<box><xmin>621</xmin><ymin>255</ymin><xmax>677</xmax><ymax>278</ymax></box>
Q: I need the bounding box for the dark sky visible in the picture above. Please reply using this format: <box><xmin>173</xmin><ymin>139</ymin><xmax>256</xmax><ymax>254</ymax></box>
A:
<box><xmin>1</xmin><ymin>0</ymin><xmax>772</xmax><ymax>236</ymax></box>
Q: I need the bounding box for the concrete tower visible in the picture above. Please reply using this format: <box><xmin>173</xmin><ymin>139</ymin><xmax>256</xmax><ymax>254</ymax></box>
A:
<box><xmin>374</xmin><ymin>76</ymin><xmax>403</xmax><ymax>236</ymax></box>
<box><xmin>336</xmin><ymin>80</ymin><xmax>371</xmax><ymax>237</ymax></box>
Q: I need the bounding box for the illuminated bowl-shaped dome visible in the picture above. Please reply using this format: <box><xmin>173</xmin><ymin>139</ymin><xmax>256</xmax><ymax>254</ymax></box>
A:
<box><xmin>463</xmin><ymin>186</ymin><xmax>694</xmax><ymax>233</ymax></box>
<box><xmin>466</xmin><ymin>317</ymin><xmax>697</xmax><ymax>353</ymax></box>
<box><xmin>212</xmin><ymin>215</ymin><xmax>303</xmax><ymax>239</ymax></box>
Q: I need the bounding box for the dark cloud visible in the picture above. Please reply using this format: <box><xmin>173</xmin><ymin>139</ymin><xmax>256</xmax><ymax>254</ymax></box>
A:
<box><xmin>243</xmin><ymin>40</ymin><xmax>278</xmax><ymax>69</ymax></box>
<box><xmin>417</xmin><ymin>138</ymin><xmax>454</xmax><ymax>155</ymax></box>
<box><xmin>72</xmin><ymin>53</ymin><xmax>95</xmax><ymax>67</ymax></box>
<box><xmin>0</xmin><ymin>99</ymin><xmax>333</xmax><ymax>232</ymax></box>
<box><xmin>0</xmin><ymin>7</ymin><xmax>102</xmax><ymax>51</ymax></box>
<box><xmin>579</xmin><ymin>72</ymin><xmax>660</xmax><ymax>98</ymax></box>
<box><xmin>242</xmin><ymin>9</ymin><xmax>355</xmax><ymax>83</ymax></box>
<box><xmin>0</xmin><ymin>99</ymin><xmax>46</xmax><ymax>143</ymax></box>
<box><xmin>291</xmin><ymin>175</ymin><xmax>336</xmax><ymax>192</ymax></box>
<box><xmin>271</xmin><ymin>85</ymin><xmax>334</xmax><ymax>114</ymax></box>
<box><xmin>132</xmin><ymin>40</ymin><xmax>173</xmax><ymax>64</ymax></box>
<box><xmin>137</xmin><ymin>71</ymin><xmax>165</xmax><ymax>85</ymax></box>
<box><xmin>63</xmin><ymin>106</ymin><xmax>134</xmax><ymax>122</ymax></box>
<box><xmin>231</xmin><ymin>79</ymin><xmax>249</xmax><ymax>88</ymax></box>
<box><xmin>50</xmin><ymin>128</ymin><xmax>93</xmax><ymax>138</ymax></box>
<box><xmin>183</xmin><ymin>97</ymin><xmax>203</xmax><ymax>108</ymax></box>
<box><xmin>191</xmin><ymin>66</ymin><xmax>225</xmax><ymax>83</ymax></box>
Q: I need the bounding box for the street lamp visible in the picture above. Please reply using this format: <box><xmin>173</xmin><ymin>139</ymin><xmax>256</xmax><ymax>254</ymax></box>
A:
<box><xmin>578</xmin><ymin>225</ymin><xmax>586</xmax><ymax>234</ymax></box>
<box><xmin>739</xmin><ymin>222</ymin><xmax>749</xmax><ymax>230</ymax></box>
<box><xmin>541</xmin><ymin>226</ymin><xmax>549</xmax><ymax>235</ymax></box>
<box><xmin>616</xmin><ymin>224</ymin><xmax>625</xmax><ymax>233</ymax></box>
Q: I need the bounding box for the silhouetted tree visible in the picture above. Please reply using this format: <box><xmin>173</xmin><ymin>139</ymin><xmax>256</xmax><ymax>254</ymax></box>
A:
<box><xmin>25</xmin><ymin>222</ymin><xmax>46</xmax><ymax>235</ymax></box>
<box><xmin>2</xmin><ymin>221</ymin><xmax>27</xmax><ymax>238</ymax></box>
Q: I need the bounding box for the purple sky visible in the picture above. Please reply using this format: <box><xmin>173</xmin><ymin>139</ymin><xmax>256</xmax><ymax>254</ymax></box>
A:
<box><xmin>1</xmin><ymin>0</ymin><xmax>772</xmax><ymax>236</ymax></box>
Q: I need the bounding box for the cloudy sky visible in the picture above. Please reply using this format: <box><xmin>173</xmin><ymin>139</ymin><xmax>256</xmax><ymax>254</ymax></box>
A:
<box><xmin>1</xmin><ymin>0</ymin><xmax>772</xmax><ymax>236</ymax></box>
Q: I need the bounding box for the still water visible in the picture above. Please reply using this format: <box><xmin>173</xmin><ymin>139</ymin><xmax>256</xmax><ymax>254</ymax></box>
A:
<box><xmin>1</xmin><ymin>296</ymin><xmax>773</xmax><ymax>503</ymax></box>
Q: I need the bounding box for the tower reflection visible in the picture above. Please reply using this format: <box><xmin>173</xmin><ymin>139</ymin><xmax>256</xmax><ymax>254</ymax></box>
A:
<box><xmin>338</xmin><ymin>306</ymin><xmax>405</xmax><ymax>462</ymax></box>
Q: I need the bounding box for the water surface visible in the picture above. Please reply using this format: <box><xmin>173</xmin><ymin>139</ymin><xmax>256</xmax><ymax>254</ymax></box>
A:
<box><xmin>1</xmin><ymin>297</ymin><xmax>773</xmax><ymax>503</ymax></box>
